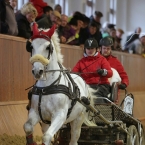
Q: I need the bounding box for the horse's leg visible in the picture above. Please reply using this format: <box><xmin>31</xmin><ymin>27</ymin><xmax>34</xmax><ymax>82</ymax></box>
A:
<box><xmin>24</xmin><ymin>109</ymin><xmax>40</xmax><ymax>145</ymax></box>
<box><xmin>42</xmin><ymin>111</ymin><xmax>66</xmax><ymax>145</ymax></box>
<box><xmin>69</xmin><ymin>111</ymin><xmax>85</xmax><ymax>145</ymax></box>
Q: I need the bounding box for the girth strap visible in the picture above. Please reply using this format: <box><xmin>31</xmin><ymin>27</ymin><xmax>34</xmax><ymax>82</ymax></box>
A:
<box><xmin>32</xmin><ymin>84</ymin><xmax>77</xmax><ymax>124</ymax></box>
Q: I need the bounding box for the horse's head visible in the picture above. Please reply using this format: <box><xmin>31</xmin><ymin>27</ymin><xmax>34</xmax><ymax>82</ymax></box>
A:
<box><xmin>27</xmin><ymin>23</ymin><xmax>63</xmax><ymax>79</ymax></box>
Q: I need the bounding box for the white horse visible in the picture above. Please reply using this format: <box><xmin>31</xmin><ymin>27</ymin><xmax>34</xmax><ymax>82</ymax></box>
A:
<box><xmin>24</xmin><ymin>23</ymin><xmax>90</xmax><ymax>145</ymax></box>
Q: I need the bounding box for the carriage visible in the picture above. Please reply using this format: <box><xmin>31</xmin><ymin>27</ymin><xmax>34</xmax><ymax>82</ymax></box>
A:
<box><xmin>54</xmin><ymin>88</ymin><xmax>145</xmax><ymax>145</ymax></box>
<box><xmin>24</xmin><ymin>23</ymin><xmax>145</xmax><ymax>145</ymax></box>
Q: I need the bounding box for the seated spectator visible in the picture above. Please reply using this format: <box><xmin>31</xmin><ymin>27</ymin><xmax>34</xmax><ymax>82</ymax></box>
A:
<box><xmin>62</xmin><ymin>18</ymin><xmax>78</xmax><ymax>45</ymax></box>
<box><xmin>102</xmin><ymin>23</ymin><xmax>115</xmax><ymax>38</ymax></box>
<box><xmin>90</xmin><ymin>11</ymin><xmax>103</xmax><ymax>30</ymax></box>
<box><xmin>128</xmin><ymin>33</ymin><xmax>145</xmax><ymax>55</ymax></box>
<box><xmin>79</xmin><ymin>15</ymin><xmax>90</xmax><ymax>46</ymax></box>
<box><xmin>66</xmin><ymin>14</ymin><xmax>85</xmax><ymax>45</ymax></box>
<box><xmin>37</xmin><ymin>10</ymin><xmax>61</xmax><ymax>29</ymax></box>
<box><xmin>43</xmin><ymin>5</ymin><xmax>53</xmax><ymax>17</ymax></box>
<box><xmin>16</xmin><ymin>2</ymin><xmax>38</xmax><ymax>39</ymax></box>
<box><xmin>9</xmin><ymin>0</ymin><xmax>17</xmax><ymax>11</ymax></box>
<box><xmin>54</xmin><ymin>4</ymin><xmax>62</xmax><ymax>14</ymax></box>
<box><xmin>87</xmin><ymin>22</ymin><xmax>102</xmax><ymax>46</ymax></box>
<box><xmin>124</xmin><ymin>27</ymin><xmax>142</xmax><ymax>51</ymax></box>
<box><xmin>58</xmin><ymin>14</ymin><xmax>69</xmax><ymax>43</ymax></box>
<box><xmin>29</xmin><ymin>0</ymin><xmax>48</xmax><ymax>21</ymax></box>
<box><xmin>116</xmin><ymin>28</ymin><xmax>124</xmax><ymax>45</ymax></box>
<box><xmin>109</xmin><ymin>28</ymin><xmax>122</xmax><ymax>51</ymax></box>
<box><xmin>0</xmin><ymin>0</ymin><xmax>18</xmax><ymax>35</ymax></box>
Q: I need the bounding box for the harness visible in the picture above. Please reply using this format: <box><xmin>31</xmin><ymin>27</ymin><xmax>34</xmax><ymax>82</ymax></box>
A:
<box><xmin>27</xmin><ymin>29</ymin><xmax>81</xmax><ymax>124</ymax></box>
<box><xmin>31</xmin><ymin>63</ymin><xmax>80</xmax><ymax>124</ymax></box>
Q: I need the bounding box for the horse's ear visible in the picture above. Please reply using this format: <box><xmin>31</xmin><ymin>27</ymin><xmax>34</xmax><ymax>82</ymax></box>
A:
<box><xmin>26</xmin><ymin>40</ymin><xmax>33</xmax><ymax>52</ymax></box>
<box><xmin>47</xmin><ymin>24</ymin><xmax>56</xmax><ymax>38</ymax></box>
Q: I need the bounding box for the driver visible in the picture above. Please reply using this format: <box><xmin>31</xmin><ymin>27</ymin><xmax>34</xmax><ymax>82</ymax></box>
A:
<box><xmin>72</xmin><ymin>38</ymin><xmax>113</xmax><ymax>99</ymax></box>
<box><xmin>100</xmin><ymin>36</ymin><xmax>129</xmax><ymax>89</ymax></box>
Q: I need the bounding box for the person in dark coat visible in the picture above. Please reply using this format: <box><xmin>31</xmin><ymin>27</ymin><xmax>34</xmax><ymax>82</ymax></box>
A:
<box><xmin>90</xmin><ymin>11</ymin><xmax>103</xmax><ymax>30</ymax></box>
<box><xmin>16</xmin><ymin>2</ymin><xmax>38</xmax><ymax>39</ymax></box>
<box><xmin>0</xmin><ymin>0</ymin><xmax>9</xmax><ymax>33</ymax></box>
<box><xmin>88</xmin><ymin>22</ymin><xmax>102</xmax><ymax>46</ymax></box>
<box><xmin>37</xmin><ymin>10</ymin><xmax>61</xmax><ymax>29</ymax></box>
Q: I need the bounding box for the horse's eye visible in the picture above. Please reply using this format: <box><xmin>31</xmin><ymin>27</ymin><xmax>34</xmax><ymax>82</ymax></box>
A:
<box><xmin>46</xmin><ymin>45</ymin><xmax>49</xmax><ymax>50</ymax></box>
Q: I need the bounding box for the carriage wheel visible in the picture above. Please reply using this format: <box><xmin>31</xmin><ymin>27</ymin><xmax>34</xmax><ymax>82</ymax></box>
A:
<box><xmin>127</xmin><ymin>125</ymin><xmax>139</xmax><ymax>145</ymax></box>
<box><xmin>139</xmin><ymin>126</ymin><xmax>145</xmax><ymax>145</ymax></box>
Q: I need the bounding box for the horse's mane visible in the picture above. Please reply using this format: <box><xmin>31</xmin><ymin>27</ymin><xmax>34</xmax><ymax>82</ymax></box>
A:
<box><xmin>39</xmin><ymin>28</ymin><xmax>63</xmax><ymax>64</ymax></box>
<box><xmin>51</xmin><ymin>31</ymin><xmax>63</xmax><ymax>64</ymax></box>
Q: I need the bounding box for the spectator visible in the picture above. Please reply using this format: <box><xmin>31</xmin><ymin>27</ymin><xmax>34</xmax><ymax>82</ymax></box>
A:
<box><xmin>29</xmin><ymin>0</ymin><xmax>48</xmax><ymax>21</ymax></box>
<box><xmin>37</xmin><ymin>10</ymin><xmax>61</xmax><ymax>29</ymax></box>
<box><xmin>79</xmin><ymin>15</ymin><xmax>90</xmax><ymax>46</ymax></box>
<box><xmin>72</xmin><ymin>38</ymin><xmax>113</xmax><ymax>100</ymax></box>
<box><xmin>116</xmin><ymin>28</ymin><xmax>124</xmax><ymax>45</ymax></box>
<box><xmin>63</xmin><ymin>18</ymin><xmax>78</xmax><ymax>45</ymax></box>
<box><xmin>66</xmin><ymin>14</ymin><xmax>85</xmax><ymax>45</ymax></box>
<box><xmin>124</xmin><ymin>27</ymin><xmax>142</xmax><ymax>51</ymax></box>
<box><xmin>16</xmin><ymin>2</ymin><xmax>38</xmax><ymax>39</ymax></box>
<box><xmin>102</xmin><ymin>23</ymin><xmax>115</xmax><ymax>38</ymax></box>
<box><xmin>100</xmin><ymin>36</ymin><xmax>129</xmax><ymax>90</ymax></box>
<box><xmin>58</xmin><ymin>14</ymin><xmax>69</xmax><ymax>43</ymax></box>
<box><xmin>87</xmin><ymin>22</ymin><xmax>102</xmax><ymax>46</ymax></box>
<box><xmin>54</xmin><ymin>4</ymin><xmax>62</xmax><ymax>14</ymax></box>
<box><xmin>128</xmin><ymin>33</ymin><xmax>145</xmax><ymax>55</ymax></box>
<box><xmin>0</xmin><ymin>0</ymin><xmax>18</xmax><ymax>35</ymax></box>
<box><xmin>9</xmin><ymin>0</ymin><xmax>17</xmax><ymax>9</ymax></box>
<box><xmin>43</xmin><ymin>5</ymin><xmax>53</xmax><ymax>17</ymax></box>
<box><xmin>90</xmin><ymin>11</ymin><xmax>103</xmax><ymax>29</ymax></box>
<box><xmin>0</xmin><ymin>0</ymin><xmax>9</xmax><ymax>34</ymax></box>
<box><xmin>5</xmin><ymin>0</ymin><xmax>18</xmax><ymax>35</ymax></box>
<box><xmin>109</xmin><ymin>28</ymin><xmax>121</xmax><ymax>51</ymax></box>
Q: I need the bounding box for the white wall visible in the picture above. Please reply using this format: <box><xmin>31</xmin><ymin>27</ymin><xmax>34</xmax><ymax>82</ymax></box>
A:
<box><xmin>126</xmin><ymin>0</ymin><xmax>145</xmax><ymax>32</ymax></box>
<box><xmin>116</xmin><ymin>0</ymin><xmax>145</xmax><ymax>46</ymax></box>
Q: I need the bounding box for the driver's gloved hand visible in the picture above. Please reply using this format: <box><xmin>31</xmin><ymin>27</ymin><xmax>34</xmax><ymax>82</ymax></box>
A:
<box><xmin>118</xmin><ymin>83</ymin><xmax>127</xmax><ymax>90</ymax></box>
<box><xmin>97</xmin><ymin>69</ymin><xmax>107</xmax><ymax>76</ymax></box>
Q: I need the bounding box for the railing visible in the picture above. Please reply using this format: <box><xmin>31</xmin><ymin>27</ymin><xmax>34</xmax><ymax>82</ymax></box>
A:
<box><xmin>0</xmin><ymin>34</ymin><xmax>145</xmax><ymax>102</ymax></box>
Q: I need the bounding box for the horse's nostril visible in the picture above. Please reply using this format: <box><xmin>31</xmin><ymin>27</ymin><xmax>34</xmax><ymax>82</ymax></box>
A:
<box><xmin>39</xmin><ymin>70</ymin><xmax>43</xmax><ymax>75</ymax></box>
<box><xmin>32</xmin><ymin>70</ymin><xmax>34</xmax><ymax>75</ymax></box>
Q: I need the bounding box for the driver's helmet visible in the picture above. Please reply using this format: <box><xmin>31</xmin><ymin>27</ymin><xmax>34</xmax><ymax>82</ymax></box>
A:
<box><xmin>84</xmin><ymin>38</ymin><xmax>99</xmax><ymax>49</ymax></box>
<box><xmin>99</xmin><ymin>36</ymin><xmax>113</xmax><ymax>46</ymax></box>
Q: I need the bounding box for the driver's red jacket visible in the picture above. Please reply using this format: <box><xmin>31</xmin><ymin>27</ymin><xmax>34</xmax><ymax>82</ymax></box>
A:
<box><xmin>105</xmin><ymin>55</ymin><xmax>129</xmax><ymax>86</ymax></box>
<box><xmin>72</xmin><ymin>52</ymin><xmax>113</xmax><ymax>85</ymax></box>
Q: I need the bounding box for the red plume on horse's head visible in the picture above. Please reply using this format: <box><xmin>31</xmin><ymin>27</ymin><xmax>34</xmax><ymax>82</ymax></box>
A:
<box><xmin>31</xmin><ymin>22</ymin><xmax>39</xmax><ymax>40</ymax></box>
<box><xmin>46</xmin><ymin>24</ymin><xmax>56</xmax><ymax>38</ymax></box>
<box><xmin>31</xmin><ymin>22</ymin><xmax>56</xmax><ymax>40</ymax></box>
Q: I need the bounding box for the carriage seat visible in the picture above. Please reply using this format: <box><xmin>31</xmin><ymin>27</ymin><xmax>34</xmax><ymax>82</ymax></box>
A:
<box><xmin>109</xmin><ymin>82</ymin><xmax>119</xmax><ymax>103</ymax></box>
<box><xmin>94</xmin><ymin>82</ymin><xmax>119</xmax><ymax>105</ymax></box>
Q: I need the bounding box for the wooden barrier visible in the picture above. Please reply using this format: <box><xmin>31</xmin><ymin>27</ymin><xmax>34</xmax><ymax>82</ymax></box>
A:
<box><xmin>0</xmin><ymin>34</ymin><xmax>144</xmax><ymax>136</ymax></box>
<box><xmin>0</xmin><ymin>34</ymin><xmax>145</xmax><ymax>102</ymax></box>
